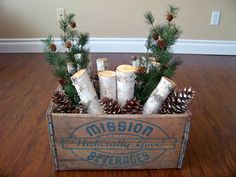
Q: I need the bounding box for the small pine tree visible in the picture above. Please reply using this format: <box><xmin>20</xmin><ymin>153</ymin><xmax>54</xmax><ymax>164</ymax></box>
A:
<box><xmin>135</xmin><ymin>5</ymin><xmax>183</xmax><ymax>103</ymax></box>
<box><xmin>42</xmin><ymin>13</ymin><xmax>90</xmax><ymax>105</ymax></box>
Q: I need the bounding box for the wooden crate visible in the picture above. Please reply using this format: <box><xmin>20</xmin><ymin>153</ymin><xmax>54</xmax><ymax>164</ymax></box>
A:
<box><xmin>46</xmin><ymin>102</ymin><xmax>191</xmax><ymax>170</ymax></box>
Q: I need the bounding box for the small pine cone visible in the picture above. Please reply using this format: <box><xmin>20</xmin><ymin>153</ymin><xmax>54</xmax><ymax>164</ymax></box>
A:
<box><xmin>70</xmin><ymin>22</ymin><xmax>76</xmax><ymax>28</ymax></box>
<box><xmin>121</xmin><ymin>98</ymin><xmax>143</xmax><ymax>114</ymax></box>
<box><xmin>137</xmin><ymin>66</ymin><xmax>146</xmax><ymax>74</ymax></box>
<box><xmin>49</xmin><ymin>43</ymin><xmax>57</xmax><ymax>51</ymax></box>
<box><xmin>58</xmin><ymin>78</ymin><xmax>67</xmax><ymax>86</ymax></box>
<box><xmin>73</xmin><ymin>104</ymin><xmax>87</xmax><ymax>114</ymax></box>
<box><xmin>160</xmin><ymin>87</ymin><xmax>195</xmax><ymax>114</ymax></box>
<box><xmin>157</xmin><ymin>39</ymin><xmax>165</xmax><ymax>48</ymax></box>
<box><xmin>166</xmin><ymin>14</ymin><xmax>173</xmax><ymax>22</ymax></box>
<box><xmin>152</xmin><ymin>32</ymin><xmax>159</xmax><ymax>41</ymax></box>
<box><xmin>100</xmin><ymin>97</ymin><xmax>122</xmax><ymax>114</ymax></box>
<box><xmin>52</xmin><ymin>90</ymin><xmax>86</xmax><ymax>114</ymax></box>
<box><xmin>52</xmin><ymin>90</ymin><xmax>75</xmax><ymax>113</ymax></box>
<box><xmin>65</xmin><ymin>40</ymin><xmax>72</xmax><ymax>48</ymax></box>
<box><xmin>131</xmin><ymin>56</ymin><xmax>138</xmax><ymax>61</ymax></box>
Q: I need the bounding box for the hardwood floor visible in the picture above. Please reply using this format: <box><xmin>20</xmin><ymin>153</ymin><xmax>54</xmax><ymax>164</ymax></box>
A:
<box><xmin>0</xmin><ymin>53</ymin><xmax>235</xmax><ymax>177</ymax></box>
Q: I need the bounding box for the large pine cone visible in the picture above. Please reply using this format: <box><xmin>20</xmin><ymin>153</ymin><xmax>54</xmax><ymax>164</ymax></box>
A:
<box><xmin>160</xmin><ymin>87</ymin><xmax>195</xmax><ymax>114</ymax></box>
<box><xmin>121</xmin><ymin>98</ymin><xmax>143</xmax><ymax>114</ymax></box>
<box><xmin>99</xmin><ymin>97</ymin><xmax>122</xmax><ymax>114</ymax></box>
<box><xmin>52</xmin><ymin>90</ymin><xmax>85</xmax><ymax>113</ymax></box>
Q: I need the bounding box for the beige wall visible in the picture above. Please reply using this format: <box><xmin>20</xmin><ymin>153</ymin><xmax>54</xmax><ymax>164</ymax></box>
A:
<box><xmin>0</xmin><ymin>0</ymin><xmax>236</xmax><ymax>40</ymax></box>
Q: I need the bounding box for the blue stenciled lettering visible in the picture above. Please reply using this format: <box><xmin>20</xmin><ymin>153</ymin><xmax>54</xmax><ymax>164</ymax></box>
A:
<box><xmin>87</xmin><ymin>151</ymin><xmax>96</xmax><ymax>160</ymax></box>
<box><xmin>118</xmin><ymin>121</ymin><xmax>126</xmax><ymax>131</ymax></box>
<box><xmin>86</xmin><ymin>121</ymin><xmax>154</xmax><ymax>137</ymax></box>
<box><xmin>133</xmin><ymin>123</ymin><xmax>143</xmax><ymax>133</ymax></box>
<box><xmin>86</xmin><ymin>125</ymin><xmax>101</xmax><ymax>136</ymax></box>
<box><xmin>86</xmin><ymin>151</ymin><xmax>150</xmax><ymax>166</ymax></box>
<box><xmin>142</xmin><ymin>126</ymin><xmax>153</xmax><ymax>136</ymax></box>
<box><xmin>107</xmin><ymin>122</ymin><xmax>115</xmax><ymax>132</ymax></box>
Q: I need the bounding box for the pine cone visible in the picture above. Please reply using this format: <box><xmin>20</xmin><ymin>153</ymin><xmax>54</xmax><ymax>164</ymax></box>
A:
<box><xmin>65</xmin><ymin>40</ymin><xmax>72</xmax><ymax>48</ymax></box>
<box><xmin>74</xmin><ymin>104</ymin><xmax>87</xmax><ymax>114</ymax></box>
<box><xmin>160</xmin><ymin>87</ymin><xmax>195</xmax><ymax>114</ymax></box>
<box><xmin>58</xmin><ymin>78</ymin><xmax>67</xmax><ymax>86</ymax></box>
<box><xmin>152</xmin><ymin>32</ymin><xmax>159</xmax><ymax>41</ymax></box>
<box><xmin>121</xmin><ymin>98</ymin><xmax>143</xmax><ymax>114</ymax></box>
<box><xmin>100</xmin><ymin>97</ymin><xmax>122</xmax><ymax>114</ymax></box>
<box><xmin>166</xmin><ymin>14</ymin><xmax>173</xmax><ymax>22</ymax></box>
<box><xmin>49</xmin><ymin>43</ymin><xmax>57</xmax><ymax>51</ymax></box>
<box><xmin>70</xmin><ymin>22</ymin><xmax>76</xmax><ymax>28</ymax></box>
<box><xmin>157</xmin><ymin>39</ymin><xmax>165</xmax><ymax>48</ymax></box>
<box><xmin>52</xmin><ymin>90</ymin><xmax>84</xmax><ymax>113</ymax></box>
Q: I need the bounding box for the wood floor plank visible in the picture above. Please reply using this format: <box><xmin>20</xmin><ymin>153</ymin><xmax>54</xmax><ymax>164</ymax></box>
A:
<box><xmin>0</xmin><ymin>53</ymin><xmax>235</xmax><ymax>177</ymax></box>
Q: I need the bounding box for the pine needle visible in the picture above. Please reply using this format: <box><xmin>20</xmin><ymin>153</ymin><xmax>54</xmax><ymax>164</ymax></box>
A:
<box><xmin>144</xmin><ymin>11</ymin><xmax>155</xmax><ymax>25</ymax></box>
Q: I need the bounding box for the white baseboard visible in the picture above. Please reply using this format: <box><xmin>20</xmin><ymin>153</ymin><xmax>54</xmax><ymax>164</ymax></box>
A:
<box><xmin>0</xmin><ymin>38</ymin><xmax>236</xmax><ymax>55</ymax></box>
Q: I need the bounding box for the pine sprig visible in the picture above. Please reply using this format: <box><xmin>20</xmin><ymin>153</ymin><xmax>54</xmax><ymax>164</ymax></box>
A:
<box><xmin>78</xmin><ymin>33</ymin><xmax>89</xmax><ymax>47</ymax></box>
<box><xmin>163</xmin><ymin>58</ymin><xmax>183</xmax><ymax>78</ymax></box>
<box><xmin>135</xmin><ymin>6</ymin><xmax>182</xmax><ymax>103</ymax></box>
<box><xmin>42</xmin><ymin>12</ymin><xmax>90</xmax><ymax>105</ymax></box>
<box><xmin>144</xmin><ymin>11</ymin><xmax>155</xmax><ymax>26</ymax></box>
<box><xmin>167</xmin><ymin>5</ymin><xmax>179</xmax><ymax>18</ymax></box>
<box><xmin>65</xmin><ymin>13</ymin><xmax>75</xmax><ymax>24</ymax></box>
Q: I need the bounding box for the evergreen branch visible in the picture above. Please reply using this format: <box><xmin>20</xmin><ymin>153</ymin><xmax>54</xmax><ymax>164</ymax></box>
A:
<box><xmin>136</xmin><ymin>6</ymin><xmax>182</xmax><ymax>102</ymax></box>
<box><xmin>163</xmin><ymin>58</ymin><xmax>183</xmax><ymax>78</ymax></box>
<box><xmin>42</xmin><ymin>12</ymin><xmax>90</xmax><ymax>105</ymax></box>
<box><xmin>168</xmin><ymin>5</ymin><xmax>179</xmax><ymax>17</ymax></box>
<box><xmin>63</xmin><ymin>80</ymin><xmax>80</xmax><ymax>104</ymax></box>
<box><xmin>78</xmin><ymin>32</ymin><xmax>89</xmax><ymax>47</ymax></box>
<box><xmin>67</xmin><ymin>29</ymin><xmax>78</xmax><ymax>40</ymax></box>
<box><xmin>144</xmin><ymin>11</ymin><xmax>155</xmax><ymax>26</ymax></box>
<box><xmin>65</xmin><ymin>13</ymin><xmax>75</xmax><ymax>24</ymax></box>
<box><xmin>59</xmin><ymin>19</ymin><xmax>69</xmax><ymax>33</ymax></box>
<box><xmin>135</xmin><ymin>67</ymin><xmax>162</xmax><ymax>103</ymax></box>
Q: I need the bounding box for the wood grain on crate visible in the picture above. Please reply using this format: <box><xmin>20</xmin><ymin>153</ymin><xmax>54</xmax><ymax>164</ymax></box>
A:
<box><xmin>47</xmin><ymin>102</ymin><xmax>191</xmax><ymax>170</ymax></box>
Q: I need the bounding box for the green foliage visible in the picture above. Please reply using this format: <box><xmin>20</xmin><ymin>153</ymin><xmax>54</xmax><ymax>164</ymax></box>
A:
<box><xmin>167</xmin><ymin>5</ymin><xmax>179</xmax><ymax>17</ymax></box>
<box><xmin>135</xmin><ymin>5</ymin><xmax>183</xmax><ymax>103</ymax></box>
<box><xmin>42</xmin><ymin>12</ymin><xmax>90</xmax><ymax>105</ymax></box>
<box><xmin>63</xmin><ymin>80</ymin><xmax>80</xmax><ymax>104</ymax></box>
<box><xmin>144</xmin><ymin>11</ymin><xmax>155</xmax><ymax>26</ymax></box>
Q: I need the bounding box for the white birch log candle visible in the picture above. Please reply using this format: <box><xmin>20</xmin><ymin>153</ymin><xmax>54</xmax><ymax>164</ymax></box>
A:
<box><xmin>116</xmin><ymin>65</ymin><xmax>137</xmax><ymax>105</ymax></box>
<box><xmin>71</xmin><ymin>69</ymin><xmax>104</xmax><ymax>114</ymax></box>
<box><xmin>74</xmin><ymin>53</ymin><xmax>82</xmax><ymax>71</ymax></box>
<box><xmin>96</xmin><ymin>58</ymin><xmax>109</xmax><ymax>72</ymax></box>
<box><xmin>67</xmin><ymin>62</ymin><xmax>75</xmax><ymax>74</ymax></box>
<box><xmin>143</xmin><ymin>76</ymin><xmax>176</xmax><ymax>115</ymax></box>
<box><xmin>131</xmin><ymin>57</ymin><xmax>140</xmax><ymax>68</ymax></box>
<box><xmin>147</xmin><ymin>61</ymin><xmax>161</xmax><ymax>73</ymax></box>
<box><xmin>98</xmin><ymin>70</ymin><xmax>117</xmax><ymax>100</ymax></box>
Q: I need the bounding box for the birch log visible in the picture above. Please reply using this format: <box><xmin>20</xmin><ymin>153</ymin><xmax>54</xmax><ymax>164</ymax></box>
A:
<box><xmin>98</xmin><ymin>71</ymin><xmax>117</xmax><ymax>100</ymax></box>
<box><xmin>96</xmin><ymin>58</ymin><xmax>109</xmax><ymax>72</ymax></box>
<box><xmin>71</xmin><ymin>69</ymin><xmax>104</xmax><ymax>114</ymax></box>
<box><xmin>131</xmin><ymin>58</ymin><xmax>140</xmax><ymax>68</ymax></box>
<box><xmin>143</xmin><ymin>77</ymin><xmax>176</xmax><ymax>115</ymax></box>
<box><xmin>147</xmin><ymin>61</ymin><xmax>160</xmax><ymax>73</ymax></box>
<box><xmin>74</xmin><ymin>53</ymin><xmax>82</xmax><ymax>71</ymax></box>
<box><xmin>67</xmin><ymin>62</ymin><xmax>75</xmax><ymax>74</ymax></box>
<box><xmin>116</xmin><ymin>65</ymin><xmax>137</xmax><ymax>105</ymax></box>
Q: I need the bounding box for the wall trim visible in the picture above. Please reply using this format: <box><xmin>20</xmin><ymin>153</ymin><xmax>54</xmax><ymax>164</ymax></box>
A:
<box><xmin>0</xmin><ymin>38</ymin><xmax>236</xmax><ymax>55</ymax></box>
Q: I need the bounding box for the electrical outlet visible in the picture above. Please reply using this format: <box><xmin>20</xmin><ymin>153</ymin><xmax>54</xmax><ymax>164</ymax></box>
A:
<box><xmin>57</xmin><ymin>8</ymin><xmax>65</xmax><ymax>21</ymax></box>
<box><xmin>211</xmin><ymin>11</ymin><xmax>221</xmax><ymax>26</ymax></box>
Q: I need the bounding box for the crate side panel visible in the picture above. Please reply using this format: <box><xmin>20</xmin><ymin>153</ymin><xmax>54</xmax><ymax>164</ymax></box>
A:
<box><xmin>51</xmin><ymin>114</ymin><xmax>190</xmax><ymax>170</ymax></box>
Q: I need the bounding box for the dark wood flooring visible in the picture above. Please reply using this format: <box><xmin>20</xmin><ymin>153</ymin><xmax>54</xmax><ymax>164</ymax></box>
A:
<box><xmin>0</xmin><ymin>53</ymin><xmax>235</xmax><ymax>177</ymax></box>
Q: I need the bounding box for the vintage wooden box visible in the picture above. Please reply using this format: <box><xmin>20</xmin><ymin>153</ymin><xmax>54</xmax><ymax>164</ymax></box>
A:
<box><xmin>46</xmin><ymin>102</ymin><xmax>191</xmax><ymax>170</ymax></box>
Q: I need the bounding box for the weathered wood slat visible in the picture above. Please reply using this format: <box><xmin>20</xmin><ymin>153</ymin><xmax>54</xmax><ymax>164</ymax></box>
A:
<box><xmin>47</xmin><ymin>103</ymin><xmax>191</xmax><ymax>170</ymax></box>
